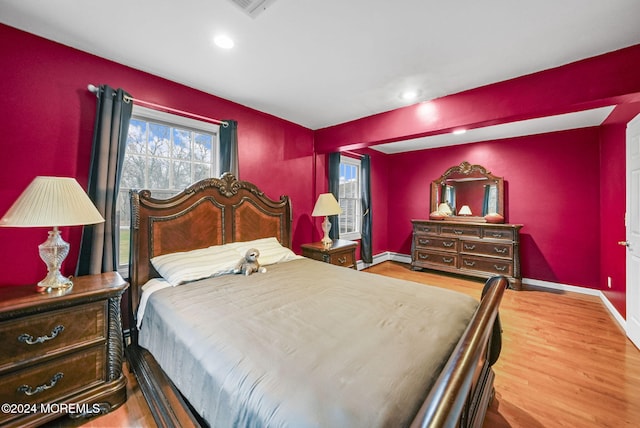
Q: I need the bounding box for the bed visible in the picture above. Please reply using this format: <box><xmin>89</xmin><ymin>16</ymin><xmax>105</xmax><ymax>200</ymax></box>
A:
<box><xmin>125</xmin><ymin>173</ymin><xmax>507</xmax><ymax>428</ymax></box>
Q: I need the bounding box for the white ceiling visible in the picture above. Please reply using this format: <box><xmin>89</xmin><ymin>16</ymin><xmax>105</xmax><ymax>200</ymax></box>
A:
<box><xmin>371</xmin><ymin>106</ymin><xmax>616</xmax><ymax>154</ymax></box>
<box><xmin>2</xmin><ymin>0</ymin><xmax>640</xmax><ymax>151</ymax></box>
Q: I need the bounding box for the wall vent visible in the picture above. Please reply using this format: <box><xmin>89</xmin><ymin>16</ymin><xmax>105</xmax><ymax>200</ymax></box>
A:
<box><xmin>229</xmin><ymin>0</ymin><xmax>278</xmax><ymax>18</ymax></box>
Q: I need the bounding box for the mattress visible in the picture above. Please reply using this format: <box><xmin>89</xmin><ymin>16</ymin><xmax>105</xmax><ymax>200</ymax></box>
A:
<box><xmin>138</xmin><ymin>258</ymin><xmax>478</xmax><ymax>427</ymax></box>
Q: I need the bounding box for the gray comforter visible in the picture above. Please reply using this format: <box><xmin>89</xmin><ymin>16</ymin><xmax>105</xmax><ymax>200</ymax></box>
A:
<box><xmin>139</xmin><ymin>258</ymin><xmax>478</xmax><ymax>428</ymax></box>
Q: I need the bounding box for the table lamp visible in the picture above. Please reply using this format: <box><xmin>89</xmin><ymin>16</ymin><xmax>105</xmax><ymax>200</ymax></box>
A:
<box><xmin>0</xmin><ymin>176</ymin><xmax>105</xmax><ymax>293</ymax></box>
<box><xmin>311</xmin><ymin>193</ymin><xmax>342</xmax><ymax>248</ymax></box>
<box><xmin>458</xmin><ymin>205</ymin><xmax>472</xmax><ymax>216</ymax></box>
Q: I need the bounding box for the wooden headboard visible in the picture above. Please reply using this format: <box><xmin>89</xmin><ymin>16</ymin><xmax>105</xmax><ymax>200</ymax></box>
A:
<box><xmin>128</xmin><ymin>173</ymin><xmax>292</xmax><ymax>324</ymax></box>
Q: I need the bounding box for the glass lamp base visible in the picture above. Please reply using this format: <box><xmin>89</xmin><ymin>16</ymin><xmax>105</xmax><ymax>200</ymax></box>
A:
<box><xmin>321</xmin><ymin>216</ymin><xmax>333</xmax><ymax>249</ymax></box>
<box><xmin>36</xmin><ymin>227</ymin><xmax>73</xmax><ymax>294</ymax></box>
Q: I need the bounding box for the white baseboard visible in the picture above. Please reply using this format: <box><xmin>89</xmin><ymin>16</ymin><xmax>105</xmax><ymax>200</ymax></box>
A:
<box><xmin>357</xmin><ymin>251</ymin><xmax>411</xmax><ymax>270</ymax></box>
<box><xmin>522</xmin><ymin>277</ymin><xmax>600</xmax><ymax>295</ymax></box>
<box><xmin>359</xmin><ymin>252</ymin><xmax>626</xmax><ymax>331</ymax></box>
<box><xmin>522</xmin><ymin>277</ymin><xmax>626</xmax><ymax>330</ymax></box>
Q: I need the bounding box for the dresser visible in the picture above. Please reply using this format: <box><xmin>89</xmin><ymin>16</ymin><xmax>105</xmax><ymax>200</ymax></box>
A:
<box><xmin>0</xmin><ymin>272</ymin><xmax>128</xmax><ymax>427</ymax></box>
<box><xmin>411</xmin><ymin>220</ymin><xmax>523</xmax><ymax>290</ymax></box>
<box><xmin>301</xmin><ymin>239</ymin><xmax>358</xmax><ymax>269</ymax></box>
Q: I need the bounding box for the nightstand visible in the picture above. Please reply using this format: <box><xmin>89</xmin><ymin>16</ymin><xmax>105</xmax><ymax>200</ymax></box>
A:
<box><xmin>301</xmin><ymin>239</ymin><xmax>358</xmax><ymax>269</ymax></box>
<box><xmin>0</xmin><ymin>272</ymin><xmax>128</xmax><ymax>427</ymax></box>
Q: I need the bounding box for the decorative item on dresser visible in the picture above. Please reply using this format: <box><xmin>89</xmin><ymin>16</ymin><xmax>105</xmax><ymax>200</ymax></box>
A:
<box><xmin>0</xmin><ymin>272</ymin><xmax>128</xmax><ymax>427</ymax></box>
<box><xmin>412</xmin><ymin>220</ymin><xmax>523</xmax><ymax>290</ymax></box>
<box><xmin>420</xmin><ymin>161</ymin><xmax>524</xmax><ymax>289</ymax></box>
<box><xmin>301</xmin><ymin>239</ymin><xmax>358</xmax><ymax>269</ymax></box>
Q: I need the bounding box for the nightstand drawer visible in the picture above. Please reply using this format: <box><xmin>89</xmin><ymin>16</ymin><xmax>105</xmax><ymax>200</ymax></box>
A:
<box><xmin>0</xmin><ymin>301</ymin><xmax>107</xmax><ymax>371</ymax></box>
<box><xmin>301</xmin><ymin>239</ymin><xmax>357</xmax><ymax>269</ymax></box>
<box><xmin>325</xmin><ymin>250</ymin><xmax>355</xmax><ymax>267</ymax></box>
<box><xmin>0</xmin><ymin>346</ymin><xmax>105</xmax><ymax>424</ymax></box>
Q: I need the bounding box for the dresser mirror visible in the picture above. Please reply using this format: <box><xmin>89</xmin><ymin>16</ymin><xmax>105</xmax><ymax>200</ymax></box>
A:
<box><xmin>430</xmin><ymin>161</ymin><xmax>504</xmax><ymax>222</ymax></box>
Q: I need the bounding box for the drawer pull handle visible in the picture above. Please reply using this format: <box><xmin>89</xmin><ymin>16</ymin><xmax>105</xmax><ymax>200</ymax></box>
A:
<box><xmin>419</xmin><ymin>239</ymin><xmax>430</xmax><ymax>245</ymax></box>
<box><xmin>18</xmin><ymin>325</ymin><xmax>64</xmax><ymax>345</ymax></box>
<box><xmin>442</xmin><ymin>242</ymin><xmax>454</xmax><ymax>248</ymax></box>
<box><xmin>453</xmin><ymin>230</ymin><xmax>464</xmax><ymax>235</ymax></box>
<box><xmin>17</xmin><ymin>372</ymin><xmax>63</xmax><ymax>396</ymax></box>
<box><xmin>464</xmin><ymin>244</ymin><xmax>476</xmax><ymax>250</ymax></box>
<box><xmin>494</xmin><ymin>247</ymin><xmax>508</xmax><ymax>254</ymax></box>
<box><xmin>443</xmin><ymin>257</ymin><xmax>454</xmax><ymax>263</ymax></box>
<box><xmin>419</xmin><ymin>254</ymin><xmax>429</xmax><ymax>259</ymax></box>
<box><xmin>338</xmin><ymin>256</ymin><xmax>347</xmax><ymax>264</ymax></box>
<box><xmin>493</xmin><ymin>265</ymin><xmax>508</xmax><ymax>272</ymax></box>
<box><xmin>464</xmin><ymin>260</ymin><xmax>476</xmax><ymax>267</ymax></box>
<box><xmin>491</xmin><ymin>233</ymin><xmax>504</xmax><ymax>238</ymax></box>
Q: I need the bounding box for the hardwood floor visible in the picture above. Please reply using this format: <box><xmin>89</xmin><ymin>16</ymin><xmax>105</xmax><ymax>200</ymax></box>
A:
<box><xmin>367</xmin><ymin>262</ymin><xmax>640</xmax><ymax>428</ymax></box>
<box><xmin>54</xmin><ymin>261</ymin><xmax>640</xmax><ymax>427</ymax></box>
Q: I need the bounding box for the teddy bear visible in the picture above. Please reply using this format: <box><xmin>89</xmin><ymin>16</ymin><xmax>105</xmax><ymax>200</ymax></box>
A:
<box><xmin>234</xmin><ymin>248</ymin><xmax>267</xmax><ymax>276</ymax></box>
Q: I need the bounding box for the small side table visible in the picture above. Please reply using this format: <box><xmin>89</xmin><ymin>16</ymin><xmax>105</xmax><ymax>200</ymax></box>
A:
<box><xmin>301</xmin><ymin>239</ymin><xmax>358</xmax><ymax>269</ymax></box>
<box><xmin>0</xmin><ymin>272</ymin><xmax>128</xmax><ymax>427</ymax></box>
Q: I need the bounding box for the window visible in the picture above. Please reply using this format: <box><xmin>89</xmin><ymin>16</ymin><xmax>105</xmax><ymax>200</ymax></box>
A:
<box><xmin>117</xmin><ymin>106</ymin><xmax>220</xmax><ymax>271</ymax></box>
<box><xmin>338</xmin><ymin>155</ymin><xmax>361</xmax><ymax>240</ymax></box>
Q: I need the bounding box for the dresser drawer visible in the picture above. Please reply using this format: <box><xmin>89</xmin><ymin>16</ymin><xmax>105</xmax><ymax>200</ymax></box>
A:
<box><xmin>0</xmin><ymin>301</ymin><xmax>107</xmax><ymax>371</ymax></box>
<box><xmin>460</xmin><ymin>240</ymin><xmax>513</xmax><ymax>258</ymax></box>
<box><xmin>460</xmin><ymin>255</ymin><xmax>513</xmax><ymax>276</ymax></box>
<box><xmin>414</xmin><ymin>250</ymin><xmax>458</xmax><ymax>268</ymax></box>
<box><xmin>0</xmin><ymin>346</ymin><xmax>105</xmax><ymax>424</ymax></box>
<box><xmin>440</xmin><ymin>224</ymin><xmax>481</xmax><ymax>238</ymax></box>
<box><xmin>482</xmin><ymin>227</ymin><xmax>516</xmax><ymax>241</ymax></box>
<box><xmin>414</xmin><ymin>235</ymin><xmax>457</xmax><ymax>252</ymax></box>
<box><xmin>413</xmin><ymin>223</ymin><xmax>439</xmax><ymax>234</ymax></box>
<box><xmin>411</xmin><ymin>220</ymin><xmax>522</xmax><ymax>290</ymax></box>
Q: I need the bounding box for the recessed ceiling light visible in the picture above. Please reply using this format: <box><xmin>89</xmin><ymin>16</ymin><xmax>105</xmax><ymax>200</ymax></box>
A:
<box><xmin>214</xmin><ymin>34</ymin><xmax>234</xmax><ymax>49</ymax></box>
<box><xmin>453</xmin><ymin>129</ymin><xmax>467</xmax><ymax>135</ymax></box>
<box><xmin>400</xmin><ymin>90</ymin><xmax>419</xmax><ymax>101</ymax></box>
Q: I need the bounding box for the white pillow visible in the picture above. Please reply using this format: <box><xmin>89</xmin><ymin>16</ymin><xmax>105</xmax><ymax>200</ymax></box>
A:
<box><xmin>228</xmin><ymin>237</ymin><xmax>300</xmax><ymax>266</ymax></box>
<box><xmin>151</xmin><ymin>245</ymin><xmax>240</xmax><ymax>286</ymax></box>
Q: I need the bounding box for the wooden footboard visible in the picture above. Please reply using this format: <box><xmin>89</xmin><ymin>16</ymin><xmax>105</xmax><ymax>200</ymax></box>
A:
<box><xmin>410</xmin><ymin>275</ymin><xmax>507</xmax><ymax>428</ymax></box>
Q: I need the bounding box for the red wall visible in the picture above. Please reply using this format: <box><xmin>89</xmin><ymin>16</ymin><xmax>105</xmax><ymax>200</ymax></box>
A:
<box><xmin>0</xmin><ymin>24</ymin><xmax>315</xmax><ymax>286</ymax></box>
<box><xmin>312</xmin><ymin>148</ymin><xmax>390</xmax><ymax>260</ymax></box>
<box><xmin>386</xmin><ymin>128</ymin><xmax>602</xmax><ymax>288</ymax></box>
<box><xmin>315</xmin><ymin>45</ymin><xmax>640</xmax><ymax>318</ymax></box>
<box><xmin>3</xmin><ymin>23</ymin><xmax>640</xmax><ymax>320</ymax></box>
<box><xmin>599</xmin><ymin>123</ymin><xmax>628</xmax><ymax>316</ymax></box>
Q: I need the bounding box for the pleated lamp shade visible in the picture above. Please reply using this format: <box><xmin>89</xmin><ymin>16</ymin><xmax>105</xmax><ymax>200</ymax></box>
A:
<box><xmin>311</xmin><ymin>193</ymin><xmax>342</xmax><ymax>217</ymax></box>
<box><xmin>0</xmin><ymin>176</ymin><xmax>104</xmax><ymax>227</ymax></box>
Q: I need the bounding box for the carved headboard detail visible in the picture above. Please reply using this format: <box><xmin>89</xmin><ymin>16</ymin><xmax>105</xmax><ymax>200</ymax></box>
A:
<box><xmin>128</xmin><ymin>173</ymin><xmax>292</xmax><ymax>319</ymax></box>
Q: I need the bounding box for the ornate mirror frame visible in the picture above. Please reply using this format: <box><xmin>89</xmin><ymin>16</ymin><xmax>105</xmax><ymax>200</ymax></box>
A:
<box><xmin>430</xmin><ymin>161</ymin><xmax>505</xmax><ymax>223</ymax></box>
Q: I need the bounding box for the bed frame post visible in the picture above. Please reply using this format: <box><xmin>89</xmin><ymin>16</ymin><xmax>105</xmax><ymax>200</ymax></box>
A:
<box><xmin>410</xmin><ymin>275</ymin><xmax>507</xmax><ymax>428</ymax></box>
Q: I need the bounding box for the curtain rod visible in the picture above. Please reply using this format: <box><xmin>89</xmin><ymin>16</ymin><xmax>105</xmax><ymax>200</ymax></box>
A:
<box><xmin>87</xmin><ymin>84</ymin><xmax>228</xmax><ymax>127</ymax></box>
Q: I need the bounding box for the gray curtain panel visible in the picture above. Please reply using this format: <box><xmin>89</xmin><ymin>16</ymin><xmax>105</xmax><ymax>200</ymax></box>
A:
<box><xmin>360</xmin><ymin>154</ymin><xmax>372</xmax><ymax>263</ymax></box>
<box><xmin>220</xmin><ymin>120</ymin><xmax>239</xmax><ymax>178</ymax></box>
<box><xmin>76</xmin><ymin>85</ymin><xmax>132</xmax><ymax>275</ymax></box>
<box><xmin>328</xmin><ymin>152</ymin><xmax>341</xmax><ymax>240</ymax></box>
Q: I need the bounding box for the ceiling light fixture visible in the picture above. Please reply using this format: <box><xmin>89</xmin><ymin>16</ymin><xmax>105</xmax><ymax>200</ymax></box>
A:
<box><xmin>400</xmin><ymin>90</ymin><xmax>419</xmax><ymax>101</ymax></box>
<box><xmin>214</xmin><ymin>34</ymin><xmax>234</xmax><ymax>49</ymax></box>
<box><xmin>453</xmin><ymin>129</ymin><xmax>467</xmax><ymax>135</ymax></box>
